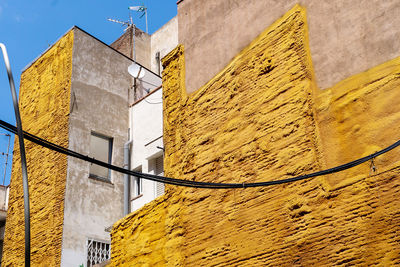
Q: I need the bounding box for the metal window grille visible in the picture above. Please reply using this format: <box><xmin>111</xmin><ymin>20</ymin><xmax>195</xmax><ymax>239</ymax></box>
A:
<box><xmin>87</xmin><ymin>239</ymin><xmax>111</xmax><ymax>267</ymax></box>
<box><xmin>155</xmin><ymin>156</ymin><xmax>164</xmax><ymax>197</ymax></box>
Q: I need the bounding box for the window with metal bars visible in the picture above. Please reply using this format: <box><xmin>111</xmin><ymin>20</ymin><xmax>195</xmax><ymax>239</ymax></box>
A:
<box><xmin>86</xmin><ymin>239</ymin><xmax>110</xmax><ymax>267</ymax></box>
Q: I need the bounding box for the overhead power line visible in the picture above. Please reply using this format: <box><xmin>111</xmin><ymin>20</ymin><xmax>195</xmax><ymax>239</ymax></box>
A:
<box><xmin>0</xmin><ymin>119</ymin><xmax>399</xmax><ymax>189</ymax></box>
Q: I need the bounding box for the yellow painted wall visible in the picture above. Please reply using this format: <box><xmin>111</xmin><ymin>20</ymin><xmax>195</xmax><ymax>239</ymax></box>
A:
<box><xmin>316</xmin><ymin>56</ymin><xmax>400</xmax><ymax>187</ymax></box>
<box><xmin>111</xmin><ymin>5</ymin><xmax>400</xmax><ymax>266</ymax></box>
<box><xmin>2</xmin><ymin>31</ymin><xmax>73</xmax><ymax>266</ymax></box>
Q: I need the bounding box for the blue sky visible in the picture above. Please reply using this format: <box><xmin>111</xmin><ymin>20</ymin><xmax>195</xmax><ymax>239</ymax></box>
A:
<box><xmin>0</xmin><ymin>0</ymin><xmax>177</xmax><ymax>185</ymax></box>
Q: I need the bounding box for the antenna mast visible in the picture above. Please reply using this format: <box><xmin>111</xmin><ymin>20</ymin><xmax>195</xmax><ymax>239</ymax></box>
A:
<box><xmin>108</xmin><ymin>4</ymin><xmax>148</xmax><ymax>61</ymax></box>
<box><xmin>128</xmin><ymin>5</ymin><xmax>148</xmax><ymax>33</ymax></box>
<box><xmin>107</xmin><ymin>17</ymin><xmax>137</xmax><ymax>61</ymax></box>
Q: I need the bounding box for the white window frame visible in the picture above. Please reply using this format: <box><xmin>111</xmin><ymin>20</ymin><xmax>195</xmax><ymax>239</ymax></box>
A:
<box><xmin>131</xmin><ymin>166</ymin><xmax>143</xmax><ymax>199</ymax></box>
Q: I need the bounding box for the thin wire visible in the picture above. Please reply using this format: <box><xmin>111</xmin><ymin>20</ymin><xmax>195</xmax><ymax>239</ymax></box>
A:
<box><xmin>1</xmin><ymin>119</ymin><xmax>399</xmax><ymax>189</ymax></box>
<box><xmin>140</xmin><ymin>79</ymin><xmax>162</xmax><ymax>88</ymax></box>
<box><xmin>143</xmin><ymin>98</ymin><xmax>162</xmax><ymax>105</ymax></box>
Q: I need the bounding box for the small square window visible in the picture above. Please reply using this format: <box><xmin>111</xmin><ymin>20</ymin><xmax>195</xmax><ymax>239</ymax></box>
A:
<box><xmin>89</xmin><ymin>132</ymin><xmax>113</xmax><ymax>181</ymax></box>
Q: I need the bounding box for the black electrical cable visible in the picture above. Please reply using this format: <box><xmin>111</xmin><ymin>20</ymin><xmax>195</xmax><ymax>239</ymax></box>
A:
<box><xmin>0</xmin><ymin>120</ymin><xmax>234</xmax><ymax>188</ymax></box>
<box><xmin>1</xmin><ymin>119</ymin><xmax>399</xmax><ymax>189</ymax></box>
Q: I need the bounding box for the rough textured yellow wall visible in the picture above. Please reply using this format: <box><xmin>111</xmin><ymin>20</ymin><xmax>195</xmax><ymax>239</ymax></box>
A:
<box><xmin>2</xmin><ymin>31</ymin><xmax>73</xmax><ymax>266</ymax></box>
<box><xmin>111</xmin><ymin>5</ymin><xmax>400</xmax><ymax>266</ymax></box>
<box><xmin>316</xmin><ymin>56</ymin><xmax>400</xmax><ymax>187</ymax></box>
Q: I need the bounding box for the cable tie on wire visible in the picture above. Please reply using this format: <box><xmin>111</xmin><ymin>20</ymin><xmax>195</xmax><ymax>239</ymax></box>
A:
<box><xmin>370</xmin><ymin>157</ymin><xmax>377</xmax><ymax>175</ymax></box>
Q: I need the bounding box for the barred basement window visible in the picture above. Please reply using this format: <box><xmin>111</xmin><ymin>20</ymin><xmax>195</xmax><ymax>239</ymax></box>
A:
<box><xmin>87</xmin><ymin>239</ymin><xmax>110</xmax><ymax>267</ymax></box>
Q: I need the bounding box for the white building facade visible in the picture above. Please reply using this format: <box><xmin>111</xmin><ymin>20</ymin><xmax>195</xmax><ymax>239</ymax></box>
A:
<box><xmin>127</xmin><ymin>16</ymin><xmax>178</xmax><ymax>213</ymax></box>
<box><xmin>129</xmin><ymin>87</ymin><xmax>164</xmax><ymax>212</ymax></box>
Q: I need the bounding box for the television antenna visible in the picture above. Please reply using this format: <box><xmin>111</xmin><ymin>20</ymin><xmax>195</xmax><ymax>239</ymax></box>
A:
<box><xmin>107</xmin><ymin>15</ymin><xmax>137</xmax><ymax>61</ymax></box>
<box><xmin>107</xmin><ymin>18</ymin><xmax>132</xmax><ymax>30</ymax></box>
<box><xmin>128</xmin><ymin>5</ymin><xmax>148</xmax><ymax>33</ymax></box>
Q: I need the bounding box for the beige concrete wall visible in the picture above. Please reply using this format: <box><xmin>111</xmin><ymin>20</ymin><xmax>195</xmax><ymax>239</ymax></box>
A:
<box><xmin>178</xmin><ymin>0</ymin><xmax>400</xmax><ymax>93</ymax></box>
<box><xmin>150</xmin><ymin>16</ymin><xmax>179</xmax><ymax>75</ymax></box>
<box><xmin>60</xmin><ymin>28</ymin><xmax>131</xmax><ymax>266</ymax></box>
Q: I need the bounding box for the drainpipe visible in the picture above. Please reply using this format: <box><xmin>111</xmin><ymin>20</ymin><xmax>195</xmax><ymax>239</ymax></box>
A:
<box><xmin>124</xmin><ymin>140</ymin><xmax>133</xmax><ymax>216</ymax></box>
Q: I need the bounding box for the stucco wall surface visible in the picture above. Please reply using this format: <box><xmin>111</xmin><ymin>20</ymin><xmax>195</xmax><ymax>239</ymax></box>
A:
<box><xmin>150</xmin><ymin>16</ymin><xmax>179</xmax><ymax>75</ymax></box>
<box><xmin>2</xmin><ymin>31</ymin><xmax>73</xmax><ymax>266</ymax></box>
<box><xmin>60</xmin><ymin>28</ymin><xmax>131</xmax><ymax>266</ymax></box>
<box><xmin>110</xmin><ymin>4</ymin><xmax>400</xmax><ymax>266</ymax></box>
<box><xmin>178</xmin><ymin>0</ymin><xmax>400</xmax><ymax>93</ymax></box>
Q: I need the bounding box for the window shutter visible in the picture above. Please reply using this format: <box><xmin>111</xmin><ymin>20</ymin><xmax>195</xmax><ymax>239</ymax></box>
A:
<box><xmin>155</xmin><ymin>156</ymin><xmax>164</xmax><ymax>196</ymax></box>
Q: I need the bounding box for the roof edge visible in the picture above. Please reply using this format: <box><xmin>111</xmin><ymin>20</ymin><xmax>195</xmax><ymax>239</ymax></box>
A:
<box><xmin>21</xmin><ymin>26</ymin><xmax>76</xmax><ymax>73</ymax></box>
<box><xmin>69</xmin><ymin>26</ymin><xmax>162</xmax><ymax>79</ymax></box>
<box><xmin>22</xmin><ymin>26</ymin><xmax>161</xmax><ymax>79</ymax></box>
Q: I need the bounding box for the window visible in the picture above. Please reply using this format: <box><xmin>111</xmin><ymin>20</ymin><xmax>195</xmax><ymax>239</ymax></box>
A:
<box><xmin>131</xmin><ymin>166</ymin><xmax>142</xmax><ymax>198</ymax></box>
<box><xmin>86</xmin><ymin>239</ymin><xmax>110</xmax><ymax>267</ymax></box>
<box><xmin>89</xmin><ymin>132</ymin><xmax>113</xmax><ymax>181</ymax></box>
<box><xmin>149</xmin><ymin>155</ymin><xmax>164</xmax><ymax>197</ymax></box>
